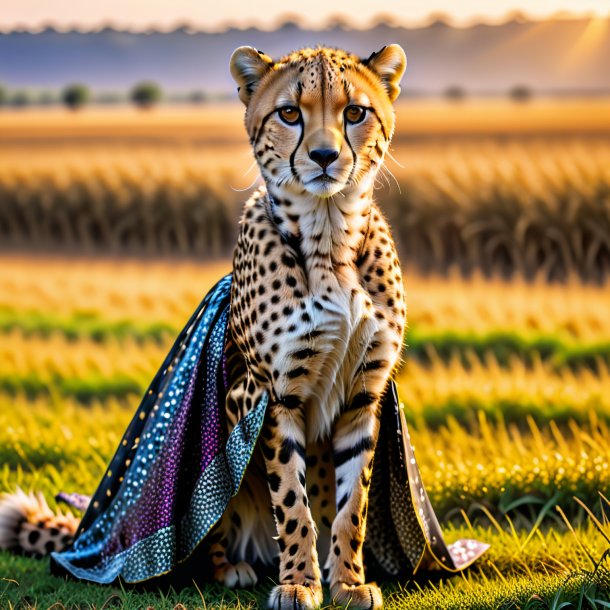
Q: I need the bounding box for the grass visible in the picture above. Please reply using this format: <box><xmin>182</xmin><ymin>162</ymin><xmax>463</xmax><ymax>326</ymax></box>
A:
<box><xmin>3</xmin><ymin>331</ymin><xmax>610</xmax><ymax>424</ymax></box>
<box><xmin>0</xmin><ymin>331</ymin><xmax>164</xmax><ymax>400</ymax></box>
<box><xmin>2</xmin><ymin>95</ymin><xmax>610</xmax><ymax>606</ymax></box>
<box><xmin>2</xmin><ymin>521</ymin><xmax>610</xmax><ymax>608</ymax></box>
<box><xmin>398</xmin><ymin>353</ymin><xmax>610</xmax><ymax>427</ymax></box>
<box><xmin>2</xmin><ymin>390</ymin><xmax>610</xmax><ymax>525</ymax></box>
<box><xmin>3</xmin><ymin>256</ymin><xmax>610</xmax><ymax>340</ymax></box>
<box><xmin>4</xmin><ymin>309</ymin><xmax>610</xmax><ymax>371</ymax></box>
<box><xmin>4</xmin><ymin>257</ymin><xmax>610</xmax><ymax>336</ymax></box>
<box><xmin>0</xmin><ymin>551</ymin><xmax>263</xmax><ymax>609</ymax></box>
<box><xmin>2</xmin><ymin>254</ymin><xmax>610</xmax><ymax>607</ymax></box>
<box><xmin>3</xmin><ymin>342</ymin><xmax>610</xmax><ymax>426</ymax></box>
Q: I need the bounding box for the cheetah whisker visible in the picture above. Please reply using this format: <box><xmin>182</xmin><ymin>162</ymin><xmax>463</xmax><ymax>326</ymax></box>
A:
<box><xmin>382</xmin><ymin>164</ymin><xmax>402</xmax><ymax>195</ymax></box>
<box><xmin>378</xmin><ymin>166</ymin><xmax>392</xmax><ymax>191</ymax></box>
<box><xmin>231</xmin><ymin>174</ymin><xmax>262</xmax><ymax>192</ymax></box>
<box><xmin>386</xmin><ymin>148</ymin><xmax>405</xmax><ymax>169</ymax></box>
<box><xmin>243</xmin><ymin>160</ymin><xmax>258</xmax><ymax>176</ymax></box>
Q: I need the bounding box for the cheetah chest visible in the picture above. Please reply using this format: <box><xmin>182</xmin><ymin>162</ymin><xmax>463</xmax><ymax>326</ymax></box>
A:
<box><xmin>282</xmin><ymin>278</ymin><xmax>379</xmax><ymax>442</ymax></box>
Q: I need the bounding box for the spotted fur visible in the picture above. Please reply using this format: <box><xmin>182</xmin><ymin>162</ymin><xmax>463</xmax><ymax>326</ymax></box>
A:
<box><xmin>213</xmin><ymin>45</ymin><xmax>407</xmax><ymax>610</ymax></box>
<box><xmin>0</xmin><ymin>489</ymin><xmax>79</xmax><ymax>557</ymax></box>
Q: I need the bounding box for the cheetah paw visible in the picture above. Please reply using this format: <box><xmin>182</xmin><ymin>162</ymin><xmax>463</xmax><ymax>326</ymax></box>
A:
<box><xmin>331</xmin><ymin>582</ymin><xmax>383</xmax><ymax>609</ymax></box>
<box><xmin>215</xmin><ymin>561</ymin><xmax>258</xmax><ymax>588</ymax></box>
<box><xmin>268</xmin><ymin>583</ymin><xmax>323</xmax><ymax>610</ymax></box>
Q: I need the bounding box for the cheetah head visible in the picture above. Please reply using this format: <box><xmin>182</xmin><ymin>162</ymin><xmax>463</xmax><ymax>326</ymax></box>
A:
<box><xmin>230</xmin><ymin>45</ymin><xmax>406</xmax><ymax>199</ymax></box>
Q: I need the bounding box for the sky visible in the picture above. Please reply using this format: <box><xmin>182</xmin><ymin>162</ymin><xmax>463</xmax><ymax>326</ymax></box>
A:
<box><xmin>1</xmin><ymin>0</ymin><xmax>609</xmax><ymax>31</ymax></box>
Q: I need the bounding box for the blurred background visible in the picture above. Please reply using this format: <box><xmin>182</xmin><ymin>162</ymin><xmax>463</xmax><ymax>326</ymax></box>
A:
<box><xmin>2</xmin><ymin>1</ymin><xmax>610</xmax><ymax>608</ymax></box>
<box><xmin>1</xmin><ymin>4</ymin><xmax>610</xmax><ymax>276</ymax></box>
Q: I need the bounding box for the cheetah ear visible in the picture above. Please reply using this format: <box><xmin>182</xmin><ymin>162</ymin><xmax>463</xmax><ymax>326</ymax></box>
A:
<box><xmin>363</xmin><ymin>44</ymin><xmax>407</xmax><ymax>102</ymax></box>
<box><xmin>230</xmin><ymin>46</ymin><xmax>275</xmax><ymax>105</ymax></box>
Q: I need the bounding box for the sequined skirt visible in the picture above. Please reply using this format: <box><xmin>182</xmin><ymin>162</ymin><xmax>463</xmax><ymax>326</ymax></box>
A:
<box><xmin>51</xmin><ymin>274</ymin><xmax>488</xmax><ymax>584</ymax></box>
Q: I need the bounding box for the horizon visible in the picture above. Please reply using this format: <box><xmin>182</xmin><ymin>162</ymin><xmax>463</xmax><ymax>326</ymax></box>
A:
<box><xmin>1</xmin><ymin>2</ymin><xmax>609</xmax><ymax>33</ymax></box>
<box><xmin>1</xmin><ymin>10</ymin><xmax>609</xmax><ymax>34</ymax></box>
<box><xmin>2</xmin><ymin>7</ymin><xmax>608</xmax><ymax>96</ymax></box>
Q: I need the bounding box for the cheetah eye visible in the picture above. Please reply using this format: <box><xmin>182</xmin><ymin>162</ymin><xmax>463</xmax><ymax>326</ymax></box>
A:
<box><xmin>345</xmin><ymin>105</ymin><xmax>366</xmax><ymax>124</ymax></box>
<box><xmin>278</xmin><ymin>106</ymin><xmax>301</xmax><ymax>125</ymax></box>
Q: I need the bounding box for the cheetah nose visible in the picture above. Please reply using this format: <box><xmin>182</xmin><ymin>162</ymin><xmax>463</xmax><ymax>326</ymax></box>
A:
<box><xmin>309</xmin><ymin>148</ymin><xmax>339</xmax><ymax>169</ymax></box>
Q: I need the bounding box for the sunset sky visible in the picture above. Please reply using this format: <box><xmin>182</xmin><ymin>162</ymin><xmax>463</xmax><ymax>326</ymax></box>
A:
<box><xmin>1</xmin><ymin>0</ymin><xmax>609</xmax><ymax>30</ymax></box>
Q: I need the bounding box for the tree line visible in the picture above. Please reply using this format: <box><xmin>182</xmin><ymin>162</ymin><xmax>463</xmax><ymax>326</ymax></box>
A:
<box><xmin>0</xmin><ymin>82</ymin><xmax>220</xmax><ymax>109</ymax></box>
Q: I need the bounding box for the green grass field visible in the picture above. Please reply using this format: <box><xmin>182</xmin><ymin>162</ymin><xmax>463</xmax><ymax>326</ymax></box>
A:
<box><xmin>2</xmin><ymin>256</ymin><xmax>610</xmax><ymax>608</ymax></box>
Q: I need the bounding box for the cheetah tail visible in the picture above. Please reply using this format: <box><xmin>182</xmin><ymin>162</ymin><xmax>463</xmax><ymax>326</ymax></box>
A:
<box><xmin>0</xmin><ymin>488</ymin><xmax>80</xmax><ymax>557</ymax></box>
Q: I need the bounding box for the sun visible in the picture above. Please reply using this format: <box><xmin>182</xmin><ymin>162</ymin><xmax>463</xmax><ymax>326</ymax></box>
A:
<box><xmin>562</xmin><ymin>15</ymin><xmax>609</xmax><ymax>69</ymax></box>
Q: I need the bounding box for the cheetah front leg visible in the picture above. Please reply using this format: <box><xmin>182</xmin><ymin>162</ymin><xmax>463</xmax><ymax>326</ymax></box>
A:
<box><xmin>325</xmin><ymin>338</ymin><xmax>398</xmax><ymax>610</ymax></box>
<box><xmin>262</xmin><ymin>402</ymin><xmax>323</xmax><ymax>610</ymax></box>
<box><xmin>325</xmin><ymin>400</ymin><xmax>382</xmax><ymax>609</ymax></box>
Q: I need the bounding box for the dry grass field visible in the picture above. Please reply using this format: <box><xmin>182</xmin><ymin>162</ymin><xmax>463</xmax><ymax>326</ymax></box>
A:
<box><xmin>2</xmin><ymin>255</ymin><xmax>610</xmax><ymax>339</ymax></box>
<box><xmin>1</xmin><ymin>99</ymin><xmax>610</xmax><ymax>279</ymax></box>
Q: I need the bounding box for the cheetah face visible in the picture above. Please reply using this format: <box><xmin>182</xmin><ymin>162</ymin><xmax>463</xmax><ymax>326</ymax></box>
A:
<box><xmin>230</xmin><ymin>46</ymin><xmax>406</xmax><ymax>199</ymax></box>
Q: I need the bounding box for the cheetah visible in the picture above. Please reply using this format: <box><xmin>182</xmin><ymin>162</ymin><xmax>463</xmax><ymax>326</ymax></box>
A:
<box><xmin>208</xmin><ymin>44</ymin><xmax>408</xmax><ymax>610</ymax></box>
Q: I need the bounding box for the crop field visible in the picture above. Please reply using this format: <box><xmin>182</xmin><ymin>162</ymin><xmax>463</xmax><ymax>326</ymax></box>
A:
<box><xmin>1</xmin><ymin>100</ymin><xmax>610</xmax><ymax>608</ymax></box>
<box><xmin>1</xmin><ymin>101</ymin><xmax>610</xmax><ymax>280</ymax></box>
<box><xmin>2</xmin><ymin>138</ymin><xmax>609</xmax><ymax>280</ymax></box>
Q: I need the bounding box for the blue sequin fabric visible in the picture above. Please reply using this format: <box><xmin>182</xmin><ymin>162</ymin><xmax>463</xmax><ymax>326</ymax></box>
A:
<box><xmin>51</xmin><ymin>275</ymin><xmax>267</xmax><ymax>584</ymax></box>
